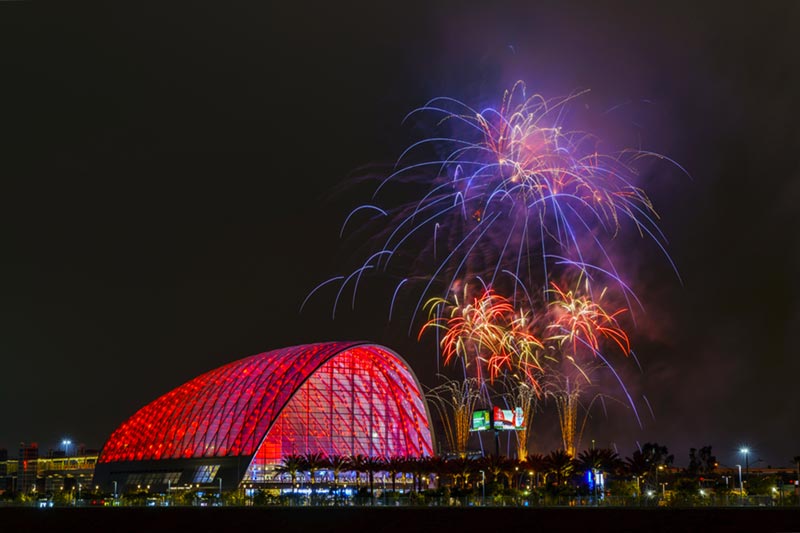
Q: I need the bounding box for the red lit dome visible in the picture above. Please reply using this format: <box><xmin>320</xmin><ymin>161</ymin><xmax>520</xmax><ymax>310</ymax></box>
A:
<box><xmin>98</xmin><ymin>342</ymin><xmax>433</xmax><ymax>472</ymax></box>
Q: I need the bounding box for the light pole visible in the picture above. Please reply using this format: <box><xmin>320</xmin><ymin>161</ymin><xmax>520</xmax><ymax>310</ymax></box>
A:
<box><xmin>721</xmin><ymin>475</ymin><xmax>730</xmax><ymax>505</ymax></box>
<box><xmin>479</xmin><ymin>470</ymin><xmax>486</xmax><ymax>506</ymax></box>
<box><xmin>655</xmin><ymin>465</ymin><xmax>664</xmax><ymax>502</ymax></box>
<box><xmin>61</xmin><ymin>439</ymin><xmax>72</xmax><ymax>457</ymax></box>
<box><xmin>218</xmin><ymin>477</ymin><xmax>223</xmax><ymax>505</ymax></box>
<box><xmin>736</xmin><ymin>464</ymin><xmax>743</xmax><ymax>505</ymax></box>
<box><xmin>740</xmin><ymin>448</ymin><xmax>750</xmax><ymax>478</ymax></box>
<box><xmin>113</xmin><ymin>480</ymin><xmax>117</xmax><ymax>501</ymax></box>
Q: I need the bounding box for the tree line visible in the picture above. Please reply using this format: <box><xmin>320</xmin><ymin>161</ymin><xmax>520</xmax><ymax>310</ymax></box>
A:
<box><xmin>264</xmin><ymin>445</ymin><xmax>799</xmax><ymax>506</ymax></box>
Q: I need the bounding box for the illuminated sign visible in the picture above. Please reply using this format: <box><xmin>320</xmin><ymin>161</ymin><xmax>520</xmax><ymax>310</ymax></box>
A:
<box><xmin>493</xmin><ymin>406</ymin><xmax>524</xmax><ymax>430</ymax></box>
<box><xmin>472</xmin><ymin>410</ymin><xmax>491</xmax><ymax>431</ymax></box>
<box><xmin>473</xmin><ymin>407</ymin><xmax>525</xmax><ymax>431</ymax></box>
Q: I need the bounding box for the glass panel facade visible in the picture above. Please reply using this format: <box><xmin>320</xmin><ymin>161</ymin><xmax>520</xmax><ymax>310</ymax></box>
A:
<box><xmin>192</xmin><ymin>464</ymin><xmax>220</xmax><ymax>483</ymax></box>
<box><xmin>244</xmin><ymin>346</ymin><xmax>432</xmax><ymax>483</ymax></box>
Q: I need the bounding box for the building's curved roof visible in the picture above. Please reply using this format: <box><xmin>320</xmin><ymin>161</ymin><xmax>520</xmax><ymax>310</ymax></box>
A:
<box><xmin>99</xmin><ymin>341</ymin><xmax>431</xmax><ymax>463</ymax></box>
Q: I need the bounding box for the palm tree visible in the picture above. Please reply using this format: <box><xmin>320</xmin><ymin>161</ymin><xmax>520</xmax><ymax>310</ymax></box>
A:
<box><xmin>478</xmin><ymin>454</ymin><xmax>511</xmax><ymax>488</ymax></box>
<box><xmin>447</xmin><ymin>456</ymin><xmax>475</xmax><ymax>490</ymax></box>
<box><xmin>543</xmin><ymin>449</ymin><xmax>575</xmax><ymax>487</ymax></box>
<box><xmin>504</xmin><ymin>458</ymin><xmax>523</xmax><ymax>491</ymax></box>
<box><xmin>385</xmin><ymin>455</ymin><xmax>406</xmax><ymax>493</ymax></box>
<box><xmin>302</xmin><ymin>451</ymin><xmax>326</xmax><ymax>499</ymax></box>
<box><xmin>523</xmin><ymin>453</ymin><xmax>546</xmax><ymax>488</ymax></box>
<box><xmin>325</xmin><ymin>454</ymin><xmax>350</xmax><ymax>490</ymax></box>
<box><xmin>363</xmin><ymin>456</ymin><xmax>385</xmax><ymax>504</ymax></box>
<box><xmin>421</xmin><ymin>455</ymin><xmax>448</xmax><ymax>489</ymax></box>
<box><xmin>405</xmin><ymin>456</ymin><xmax>425</xmax><ymax>492</ymax></box>
<box><xmin>578</xmin><ymin>448</ymin><xmax>621</xmax><ymax>502</ymax></box>
<box><xmin>349</xmin><ymin>454</ymin><xmax>368</xmax><ymax>490</ymax></box>
<box><xmin>625</xmin><ymin>450</ymin><xmax>649</xmax><ymax>478</ymax></box>
<box><xmin>624</xmin><ymin>449</ymin><xmax>649</xmax><ymax>500</ymax></box>
<box><xmin>275</xmin><ymin>454</ymin><xmax>304</xmax><ymax>493</ymax></box>
<box><xmin>578</xmin><ymin>448</ymin><xmax>622</xmax><ymax>473</ymax></box>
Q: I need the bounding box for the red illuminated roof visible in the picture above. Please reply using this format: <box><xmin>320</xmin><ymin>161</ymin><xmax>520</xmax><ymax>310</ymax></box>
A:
<box><xmin>99</xmin><ymin>342</ymin><xmax>432</xmax><ymax>463</ymax></box>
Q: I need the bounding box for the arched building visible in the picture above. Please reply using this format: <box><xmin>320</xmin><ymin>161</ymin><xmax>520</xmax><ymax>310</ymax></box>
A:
<box><xmin>93</xmin><ymin>342</ymin><xmax>433</xmax><ymax>491</ymax></box>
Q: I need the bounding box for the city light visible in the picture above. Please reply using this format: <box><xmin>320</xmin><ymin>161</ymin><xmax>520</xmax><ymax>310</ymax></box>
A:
<box><xmin>739</xmin><ymin>448</ymin><xmax>750</xmax><ymax>477</ymax></box>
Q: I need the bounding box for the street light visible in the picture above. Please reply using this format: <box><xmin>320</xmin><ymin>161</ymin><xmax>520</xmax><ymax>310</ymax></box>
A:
<box><xmin>655</xmin><ymin>464</ymin><xmax>664</xmax><ymax>501</ymax></box>
<box><xmin>740</xmin><ymin>448</ymin><xmax>750</xmax><ymax>478</ymax></box>
<box><xmin>61</xmin><ymin>439</ymin><xmax>72</xmax><ymax>457</ymax></box>
<box><xmin>218</xmin><ymin>477</ymin><xmax>223</xmax><ymax>504</ymax></box>
<box><xmin>113</xmin><ymin>481</ymin><xmax>117</xmax><ymax>501</ymax></box>
<box><xmin>479</xmin><ymin>470</ymin><xmax>486</xmax><ymax>506</ymax></box>
<box><xmin>736</xmin><ymin>464</ymin><xmax>743</xmax><ymax>505</ymax></box>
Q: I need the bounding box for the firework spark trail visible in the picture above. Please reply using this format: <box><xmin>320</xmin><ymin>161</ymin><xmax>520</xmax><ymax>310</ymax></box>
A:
<box><xmin>315</xmin><ymin>81</ymin><xmax>675</xmax><ymax>319</ymax></box>
<box><xmin>499</xmin><ymin>376</ymin><xmax>539</xmax><ymax>459</ymax></box>
<box><xmin>302</xmin><ymin>81</ymin><xmax>682</xmax><ymax>445</ymax></box>
<box><xmin>420</xmin><ymin>287</ymin><xmax>545</xmax><ymax>386</ymax></box>
<box><xmin>307</xmin><ymin>82</ymin><xmax>682</xmax><ymax>334</ymax></box>
<box><xmin>426</xmin><ymin>377</ymin><xmax>484</xmax><ymax>456</ymax></box>
<box><xmin>546</xmin><ymin>280</ymin><xmax>631</xmax><ymax>357</ymax></box>
<box><xmin>545</xmin><ymin>327</ymin><xmax>643</xmax><ymax>430</ymax></box>
<box><xmin>388</xmin><ymin>278</ymin><xmax>408</xmax><ymax>322</ymax></box>
<box><xmin>420</xmin><ymin>289</ymin><xmax>512</xmax><ymax>377</ymax></box>
<box><xmin>339</xmin><ymin>205</ymin><xmax>388</xmax><ymax>238</ymax></box>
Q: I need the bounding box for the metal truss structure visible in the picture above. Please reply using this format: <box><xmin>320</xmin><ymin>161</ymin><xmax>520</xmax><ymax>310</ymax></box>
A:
<box><xmin>98</xmin><ymin>342</ymin><xmax>433</xmax><ymax>484</ymax></box>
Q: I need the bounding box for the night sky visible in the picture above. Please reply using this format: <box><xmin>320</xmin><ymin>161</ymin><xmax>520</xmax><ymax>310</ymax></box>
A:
<box><xmin>1</xmin><ymin>2</ymin><xmax>798</xmax><ymax>469</ymax></box>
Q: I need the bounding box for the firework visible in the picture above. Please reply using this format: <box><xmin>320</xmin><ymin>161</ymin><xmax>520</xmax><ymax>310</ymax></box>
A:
<box><xmin>500</xmin><ymin>376</ymin><xmax>540</xmax><ymax>460</ymax></box>
<box><xmin>304</xmin><ymin>81</ymin><xmax>682</xmax><ymax>454</ymax></box>
<box><xmin>426</xmin><ymin>377</ymin><xmax>483</xmax><ymax>457</ymax></box>
<box><xmin>544</xmin><ymin>365</ymin><xmax>593</xmax><ymax>458</ymax></box>
<box><xmin>420</xmin><ymin>287</ymin><xmax>544</xmax><ymax>385</ymax></box>
<box><xmin>546</xmin><ymin>279</ymin><xmax>631</xmax><ymax>359</ymax></box>
<box><xmin>308</xmin><ymin>82</ymin><xmax>678</xmax><ymax>329</ymax></box>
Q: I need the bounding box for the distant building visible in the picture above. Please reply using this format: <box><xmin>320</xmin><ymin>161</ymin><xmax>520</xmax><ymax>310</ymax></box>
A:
<box><xmin>0</xmin><ymin>448</ymin><xmax>8</xmax><ymax>492</ymax></box>
<box><xmin>38</xmin><ymin>452</ymin><xmax>98</xmax><ymax>494</ymax></box>
<box><xmin>17</xmin><ymin>442</ymin><xmax>38</xmax><ymax>493</ymax></box>
<box><xmin>94</xmin><ymin>342</ymin><xmax>434</xmax><ymax>492</ymax></box>
<box><xmin>0</xmin><ymin>445</ymin><xmax>98</xmax><ymax>495</ymax></box>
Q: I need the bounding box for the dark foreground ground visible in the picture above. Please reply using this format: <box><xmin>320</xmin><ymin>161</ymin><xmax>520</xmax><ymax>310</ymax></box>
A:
<box><xmin>2</xmin><ymin>507</ymin><xmax>800</xmax><ymax>533</ymax></box>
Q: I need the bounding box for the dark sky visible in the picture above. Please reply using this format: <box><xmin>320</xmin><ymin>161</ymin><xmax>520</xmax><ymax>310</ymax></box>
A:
<box><xmin>1</xmin><ymin>2</ymin><xmax>798</xmax><ymax>468</ymax></box>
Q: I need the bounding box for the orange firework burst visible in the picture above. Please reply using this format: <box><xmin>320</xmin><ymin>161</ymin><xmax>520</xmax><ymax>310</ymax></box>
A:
<box><xmin>503</xmin><ymin>310</ymin><xmax>545</xmax><ymax>386</ymax></box>
<box><xmin>421</xmin><ymin>288</ymin><xmax>544</xmax><ymax>385</ymax></box>
<box><xmin>546</xmin><ymin>281</ymin><xmax>631</xmax><ymax>358</ymax></box>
